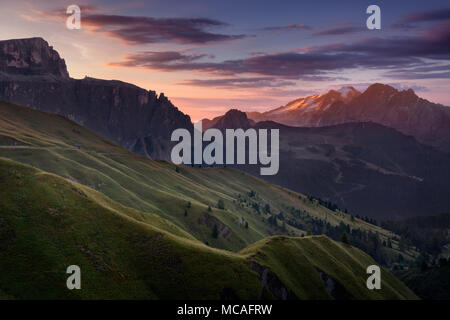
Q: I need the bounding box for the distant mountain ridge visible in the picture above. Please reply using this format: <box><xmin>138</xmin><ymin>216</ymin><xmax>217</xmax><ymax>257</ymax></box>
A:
<box><xmin>204</xmin><ymin>109</ymin><xmax>450</xmax><ymax>220</ymax></box>
<box><xmin>0</xmin><ymin>37</ymin><xmax>193</xmax><ymax>160</ymax></box>
<box><xmin>247</xmin><ymin>84</ymin><xmax>450</xmax><ymax>153</ymax></box>
<box><xmin>202</xmin><ymin>108</ymin><xmax>255</xmax><ymax>130</ymax></box>
<box><xmin>249</xmin><ymin>86</ymin><xmax>360</xmax><ymax>120</ymax></box>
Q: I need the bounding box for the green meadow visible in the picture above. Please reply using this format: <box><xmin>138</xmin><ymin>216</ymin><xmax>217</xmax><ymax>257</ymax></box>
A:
<box><xmin>0</xmin><ymin>101</ymin><xmax>417</xmax><ymax>299</ymax></box>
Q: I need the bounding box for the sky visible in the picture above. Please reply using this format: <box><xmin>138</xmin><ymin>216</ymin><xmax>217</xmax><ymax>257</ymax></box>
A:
<box><xmin>0</xmin><ymin>0</ymin><xmax>449</xmax><ymax>120</ymax></box>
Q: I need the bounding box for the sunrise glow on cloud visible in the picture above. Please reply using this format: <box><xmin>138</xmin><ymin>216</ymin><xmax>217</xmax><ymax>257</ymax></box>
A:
<box><xmin>1</xmin><ymin>0</ymin><xmax>448</xmax><ymax>120</ymax></box>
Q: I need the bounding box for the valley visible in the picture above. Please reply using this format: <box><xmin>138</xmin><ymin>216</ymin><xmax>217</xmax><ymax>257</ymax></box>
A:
<box><xmin>0</xmin><ymin>100</ymin><xmax>419</xmax><ymax>299</ymax></box>
<box><xmin>203</xmin><ymin>110</ymin><xmax>450</xmax><ymax>220</ymax></box>
<box><xmin>0</xmin><ymin>35</ymin><xmax>448</xmax><ymax>300</ymax></box>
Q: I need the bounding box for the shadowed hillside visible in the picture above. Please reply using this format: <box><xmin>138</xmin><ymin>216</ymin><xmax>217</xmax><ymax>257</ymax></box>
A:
<box><xmin>0</xmin><ymin>100</ymin><xmax>413</xmax><ymax>259</ymax></box>
<box><xmin>203</xmin><ymin>109</ymin><xmax>450</xmax><ymax>220</ymax></box>
<box><xmin>0</xmin><ymin>158</ymin><xmax>417</xmax><ymax>299</ymax></box>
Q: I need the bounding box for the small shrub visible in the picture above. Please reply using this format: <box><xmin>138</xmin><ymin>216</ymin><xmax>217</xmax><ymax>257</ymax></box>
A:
<box><xmin>212</xmin><ymin>225</ymin><xmax>219</xmax><ymax>238</ymax></box>
<box><xmin>341</xmin><ymin>232</ymin><xmax>349</xmax><ymax>244</ymax></box>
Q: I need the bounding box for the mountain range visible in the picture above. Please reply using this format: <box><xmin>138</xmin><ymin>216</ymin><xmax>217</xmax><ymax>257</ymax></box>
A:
<box><xmin>1</xmin><ymin>36</ymin><xmax>448</xmax><ymax>299</ymax></box>
<box><xmin>2</xmin><ymin>37</ymin><xmax>450</xmax><ymax>221</ymax></box>
<box><xmin>203</xmin><ymin>110</ymin><xmax>450</xmax><ymax>220</ymax></box>
<box><xmin>246</xmin><ymin>84</ymin><xmax>450</xmax><ymax>153</ymax></box>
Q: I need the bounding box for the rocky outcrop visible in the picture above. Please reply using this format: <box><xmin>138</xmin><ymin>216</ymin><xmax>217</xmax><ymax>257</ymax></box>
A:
<box><xmin>0</xmin><ymin>38</ymin><xmax>69</xmax><ymax>79</ymax></box>
<box><xmin>314</xmin><ymin>267</ymin><xmax>352</xmax><ymax>300</ymax></box>
<box><xmin>202</xmin><ymin>212</ymin><xmax>232</xmax><ymax>240</ymax></box>
<box><xmin>0</xmin><ymin>38</ymin><xmax>193</xmax><ymax>160</ymax></box>
<box><xmin>246</xmin><ymin>260</ymin><xmax>297</xmax><ymax>300</ymax></box>
<box><xmin>202</xmin><ymin>109</ymin><xmax>254</xmax><ymax>131</ymax></box>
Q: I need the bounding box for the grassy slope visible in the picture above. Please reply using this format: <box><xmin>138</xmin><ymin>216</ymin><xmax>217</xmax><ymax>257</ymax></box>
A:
<box><xmin>241</xmin><ymin>236</ymin><xmax>416</xmax><ymax>299</ymax></box>
<box><xmin>0</xmin><ymin>158</ymin><xmax>416</xmax><ymax>299</ymax></box>
<box><xmin>0</xmin><ymin>101</ymin><xmax>408</xmax><ymax>257</ymax></box>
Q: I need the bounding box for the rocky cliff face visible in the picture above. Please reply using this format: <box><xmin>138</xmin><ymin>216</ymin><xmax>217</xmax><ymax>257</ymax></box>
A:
<box><xmin>0</xmin><ymin>38</ymin><xmax>193</xmax><ymax>160</ymax></box>
<box><xmin>202</xmin><ymin>109</ymin><xmax>254</xmax><ymax>130</ymax></box>
<box><xmin>0</xmin><ymin>38</ymin><xmax>69</xmax><ymax>79</ymax></box>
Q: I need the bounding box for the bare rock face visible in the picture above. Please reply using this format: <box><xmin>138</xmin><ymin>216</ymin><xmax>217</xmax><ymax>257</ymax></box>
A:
<box><xmin>203</xmin><ymin>109</ymin><xmax>254</xmax><ymax>131</ymax></box>
<box><xmin>0</xmin><ymin>38</ymin><xmax>69</xmax><ymax>79</ymax></box>
<box><xmin>0</xmin><ymin>38</ymin><xmax>193</xmax><ymax>160</ymax></box>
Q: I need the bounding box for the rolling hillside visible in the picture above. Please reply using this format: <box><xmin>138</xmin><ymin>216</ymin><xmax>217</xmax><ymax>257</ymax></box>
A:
<box><xmin>0</xmin><ymin>100</ymin><xmax>410</xmax><ymax>255</ymax></box>
<box><xmin>0</xmin><ymin>158</ymin><xmax>416</xmax><ymax>299</ymax></box>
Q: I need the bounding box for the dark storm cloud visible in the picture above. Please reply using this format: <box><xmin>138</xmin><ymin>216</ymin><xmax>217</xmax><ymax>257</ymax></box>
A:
<box><xmin>110</xmin><ymin>51</ymin><xmax>209</xmax><ymax>65</ymax></box>
<box><xmin>393</xmin><ymin>7</ymin><xmax>450</xmax><ymax>28</ymax></box>
<box><xmin>388</xmin><ymin>71</ymin><xmax>450</xmax><ymax>79</ymax></box>
<box><xmin>385</xmin><ymin>65</ymin><xmax>450</xmax><ymax>79</ymax></box>
<box><xmin>313</xmin><ymin>25</ymin><xmax>363</xmax><ymax>36</ymax></box>
<box><xmin>179</xmin><ymin>77</ymin><xmax>297</xmax><ymax>89</ymax></box>
<box><xmin>109</xmin><ymin>22</ymin><xmax>450</xmax><ymax>80</ymax></box>
<box><xmin>109</xmin><ymin>50</ymin><xmax>353</xmax><ymax>78</ymax></box>
<box><xmin>262</xmin><ymin>24</ymin><xmax>312</xmax><ymax>31</ymax></box>
<box><xmin>319</xmin><ymin>32</ymin><xmax>450</xmax><ymax>62</ymax></box>
<box><xmin>398</xmin><ymin>7</ymin><xmax>450</xmax><ymax>24</ymax></box>
<box><xmin>80</xmin><ymin>14</ymin><xmax>246</xmax><ymax>44</ymax></box>
<box><xmin>108</xmin><ymin>51</ymin><xmax>240</xmax><ymax>74</ymax></box>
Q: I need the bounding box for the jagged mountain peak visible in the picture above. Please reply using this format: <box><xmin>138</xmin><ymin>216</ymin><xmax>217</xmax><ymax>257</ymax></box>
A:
<box><xmin>266</xmin><ymin>86</ymin><xmax>360</xmax><ymax>116</ymax></box>
<box><xmin>362</xmin><ymin>83</ymin><xmax>419</xmax><ymax>99</ymax></box>
<box><xmin>213</xmin><ymin>108</ymin><xmax>254</xmax><ymax>129</ymax></box>
<box><xmin>355</xmin><ymin>83</ymin><xmax>421</xmax><ymax>108</ymax></box>
<box><xmin>245</xmin><ymin>83</ymin><xmax>450</xmax><ymax>152</ymax></box>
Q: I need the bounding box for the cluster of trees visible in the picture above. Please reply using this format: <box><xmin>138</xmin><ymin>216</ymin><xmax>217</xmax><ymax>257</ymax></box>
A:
<box><xmin>381</xmin><ymin>214</ymin><xmax>449</xmax><ymax>257</ymax></box>
<box><xmin>284</xmin><ymin>212</ymin><xmax>392</xmax><ymax>265</ymax></box>
<box><xmin>356</xmin><ymin>215</ymin><xmax>379</xmax><ymax>226</ymax></box>
<box><xmin>305</xmin><ymin>195</ymin><xmax>345</xmax><ymax>213</ymax></box>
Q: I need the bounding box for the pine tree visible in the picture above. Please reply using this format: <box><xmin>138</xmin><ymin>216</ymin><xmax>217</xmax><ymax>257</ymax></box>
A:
<box><xmin>212</xmin><ymin>225</ymin><xmax>219</xmax><ymax>238</ymax></box>
<box><xmin>341</xmin><ymin>232</ymin><xmax>349</xmax><ymax>244</ymax></box>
